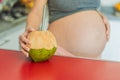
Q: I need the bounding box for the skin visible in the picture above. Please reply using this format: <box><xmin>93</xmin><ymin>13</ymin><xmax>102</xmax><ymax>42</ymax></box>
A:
<box><xmin>19</xmin><ymin>0</ymin><xmax>110</xmax><ymax>58</ymax></box>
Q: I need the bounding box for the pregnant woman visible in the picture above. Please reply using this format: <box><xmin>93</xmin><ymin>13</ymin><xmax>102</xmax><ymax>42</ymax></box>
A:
<box><xmin>19</xmin><ymin>0</ymin><xmax>110</xmax><ymax>58</ymax></box>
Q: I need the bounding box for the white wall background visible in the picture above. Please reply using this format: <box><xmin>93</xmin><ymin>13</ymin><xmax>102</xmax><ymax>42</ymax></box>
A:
<box><xmin>101</xmin><ymin>0</ymin><xmax>120</xmax><ymax>6</ymax></box>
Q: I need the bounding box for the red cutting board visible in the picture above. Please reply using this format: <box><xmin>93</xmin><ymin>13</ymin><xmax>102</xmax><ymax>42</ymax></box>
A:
<box><xmin>0</xmin><ymin>49</ymin><xmax>120</xmax><ymax>80</ymax></box>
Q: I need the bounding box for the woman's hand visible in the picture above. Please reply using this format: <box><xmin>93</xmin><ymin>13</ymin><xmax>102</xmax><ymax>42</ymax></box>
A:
<box><xmin>19</xmin><ymin>27</ymin><xmax>36</xmax><ymax>57</ymax></box>
<box><xmin>102</xmin><ymin>14</ymin><xmax>110</xmax><ymax>41</ymax></box>
<box><xmin>55</xmin><ymin>46</ymin><xmax>76</xmax><ymax>57</ymax></box>
<box><xmin>97</xmin><ymin>11</ymin><xmax>110</xmax><ymax>41</ymax></box>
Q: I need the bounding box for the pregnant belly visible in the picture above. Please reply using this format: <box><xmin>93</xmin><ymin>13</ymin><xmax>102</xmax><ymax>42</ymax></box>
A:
<box><xmin>48</xmin><ymin>10</ymin><xmax>107</xmax><ymax>58</ymax></box>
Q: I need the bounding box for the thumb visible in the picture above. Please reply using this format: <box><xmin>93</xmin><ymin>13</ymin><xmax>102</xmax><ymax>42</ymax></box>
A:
<box><xmin>26</xmin><ymin>27</ymin><xmax>36</xmax><ymax>33</ymax></box>
<box><xmin>29</xmin><ymin>27</ymin><xmax>36</xmax><ymax>32</ymax></box>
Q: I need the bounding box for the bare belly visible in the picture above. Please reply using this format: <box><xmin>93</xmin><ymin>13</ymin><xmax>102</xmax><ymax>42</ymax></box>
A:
<box><xmin>48</xmin><ymin>10</ymin><xmax>107</xmax><ymax>58</ymax></box>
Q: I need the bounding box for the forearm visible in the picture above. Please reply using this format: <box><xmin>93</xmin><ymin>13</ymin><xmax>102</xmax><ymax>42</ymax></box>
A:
<box><xmin>26</xmin><ymin>9</ymin><xmax>43</xmax><ymax>30</ymax></box>
<box><xmin>26</xmin><ymin>0</ymin><xmax>47</xmax><ymax>30</ymax></box>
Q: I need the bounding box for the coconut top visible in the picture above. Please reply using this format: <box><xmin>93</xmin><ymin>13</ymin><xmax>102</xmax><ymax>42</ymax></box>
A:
<box><xmin>27</xmin><ymin>31</ymin><xmax>57</xmax><ymax>49</ymax></box>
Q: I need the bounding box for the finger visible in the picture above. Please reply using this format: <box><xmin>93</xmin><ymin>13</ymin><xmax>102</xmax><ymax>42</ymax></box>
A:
<box><xmin>19</xmin><ymin>34</ymin><xmax>30</xmax><ymax>44</ymax></box>
<box><xmin>103</xmin><ymin>16</ymin><xmax>110</xmax><ymax>27</ymax></box>
<box><xmin>23</xmin><ymin>32</ymin><xmax>28</xmax><ymax>38</ymax></box>
<box><xmin>21</xmin><ymin>49</ymin><xmax>29</xmax><ymax>57</ymax></box>
<box><xmin>102</xmin><ymin>17</ymin><xmax>110</xmax><ymax>41</ymax></box>
<box><xmin>20</xmin><ymin>41</ymin><xmax>30</xmax><ymax>52</ymax></box>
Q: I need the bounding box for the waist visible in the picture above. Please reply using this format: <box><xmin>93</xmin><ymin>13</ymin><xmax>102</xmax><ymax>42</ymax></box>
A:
<box><xmin>49</xmin><ymin>10</ymin><xmax>104</xmax><ymax>28</ymax></box>
<box><xmin>49</xmin><ymin>7</ymin><xmax>98</xmax><ymax>23</ymax></box>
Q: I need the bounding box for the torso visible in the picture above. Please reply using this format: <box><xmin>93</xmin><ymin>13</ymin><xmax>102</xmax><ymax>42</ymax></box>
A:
<box><xmin>48</xmin><ymin>0</ymin><xmax>107</xmax><ymax>58</ymax></box>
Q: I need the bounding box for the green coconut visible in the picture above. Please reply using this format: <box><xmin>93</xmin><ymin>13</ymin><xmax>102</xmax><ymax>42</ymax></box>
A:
<box><xmin>27</xmin><ymin>31</ymin><xmax>57</xmax><ymax>62</ymax></box>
